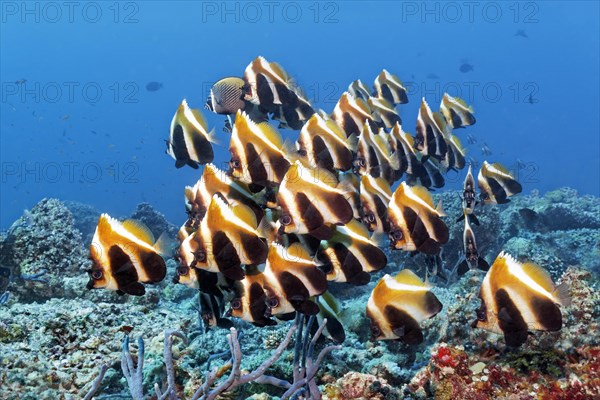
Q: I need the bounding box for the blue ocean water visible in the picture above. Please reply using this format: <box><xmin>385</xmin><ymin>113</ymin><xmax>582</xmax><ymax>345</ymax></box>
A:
<box><xmin>1</xmin><ymin>1</ymin><xmax>599</xmax><ymax>230</ymax></box>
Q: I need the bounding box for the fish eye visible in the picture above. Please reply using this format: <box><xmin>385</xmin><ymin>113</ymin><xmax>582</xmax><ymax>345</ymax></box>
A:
<box><xmin>366</xmin><ymin>213</ymin><xmax>376</xmax><ymax>223</ymax></box>
<box><xmin>476</xmin><ymin>308</ymin><xmax>486</xmax><ymax>321</ymax></box>
<box><xmin>370</xmin><ymin>324</ymin><xmax>381</xmax><ymax>338</ymax></box>
<box><xmin>231</xmin><ymin>298</ymin><xmax>242</xmax><ymax>310</ymax></box>
<box><xmin>176</xmin><ymin>266</ymin><xmax>189</xmax><ymax>276</ymax></box>
<box><xmin>392</xmin><ymin>230</ymin><xmax>403</xmax><ymax>240</ymax></box>
<box><xmin>230</xmin><ymin>158</ymin><xmax>241</xmax><ymax>169</ymax></box>
<box><xmin>194</xmin><ymin>250</ymin><xmax>207</xmax><ymax>262</ymax></box>
<box><xmin>357</xmin><ymin>158</ymin><xmax>366</xmax><ymax>167</ymax></box>
<box><xmin>91</xmin><ymin>270</ymin><xmax>103</xmax><ymax>280</ymax></box>
<box><xmin>280</xmin><ymin>214</ymin><xmax>292</xmax><ymax>226</ymax></box>
<box><xmin>267</xmin><ymin>297</ymin><xmax>279</xmax><ymax>308</ymax></box>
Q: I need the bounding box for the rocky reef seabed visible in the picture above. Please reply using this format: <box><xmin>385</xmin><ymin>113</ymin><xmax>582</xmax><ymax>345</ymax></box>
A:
<box><xmin>0</xmin><ymin>187</ymin><xmax>598</xmax><ymax>399</ymax></box>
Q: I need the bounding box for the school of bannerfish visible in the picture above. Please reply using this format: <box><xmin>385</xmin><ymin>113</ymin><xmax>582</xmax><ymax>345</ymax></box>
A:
<box><xmin>86</xmin><ymin>56</ymin><xmax>569</xmax><ymax>348</ymax></box>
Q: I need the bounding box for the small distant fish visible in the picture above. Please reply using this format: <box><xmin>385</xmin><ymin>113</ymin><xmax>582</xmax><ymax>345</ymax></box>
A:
<box><xmin>317</xmin><ymin>219</ymin><xmax>387</xmax><ymax>285</ymax></box>
<box><xmin>373</xmin><ymin>69</ymin><xmax>408</xmax><ymax>105</ymax></box>
<box><xmin>388</xmin><ymin>123</ymin><xmax>445</xmax><ymax>189</ymax></box>
<box><xmin>439</xmin><ymin>93</ymin><xmax>476</xmax><ymax>128</ymax></box>
<box><xmin>415</xmin><ymin>98</ymin><xmax>448</xmax><ymax>161</ymax></box>
<box><xmin>331</xmin><ymin>92</ymin><xmax>374</xmax><ymax>138</ymax></box>
<box><xmin>515</xmin><ymin>29</ymin><xmax>528</xmax><ymax>38</ymax></box>
<box><xmin>459</xmin><ymin>62</ymin><xmax>474</xmax><ymax>73</ymax></box>
<box><xmin>359</xmin><ymin>175</ymin><xmax>392</xmax><ymax>233</ymax></box>
<box><xmin>437</xmin><ymin>135</ymin><xmax>466</xmax><ymax>171</ymax></box>
<box><xmin>166</xmin><ymin>99</ymin><xmax>217</xmax><ymax>169</ymax></box>
<box><xmin>276</xmin><ymin>161</ymin><xmax>354</xmax><ymax>240</ymax></box>
<box><xmin>61</xmin><ymin>115</ymin><xmax>70</xmax><ymax>121</ymax></box>
<box><xmin>387</xmin><ymin>182</ymin><xmax>449</xmax><ymax>254</ymax></box>
<box><xmin>348</xmin><ymin>79</ymin><xmax>372</xmax><ymax>100</ymax></box>
<box><xmin>456</xmin><ymin>164</ymin><xmax>480</xmax><ymax>225</ymax></box>
<box><xmin>296</xmin><ymin>113</ymin><xmax>356</xmax><ymax>172</ymax></box>
<box><xmin>261</xmin><ymin>242</ymin><xmax>328</xmax><ymax>316</ymax></box>
<box><xmin>480</xmin><ymin>143</ymin><xmax>492</xmax><ymax>156</ymax></box>
<box><xmin>87</xmin><ymin>214</ymin><xmax>167</xmax><ymax>296</ymax></box>
<box><xmin>368</xmin><ymin>96</ymin><xmax>402</xmax><ymax>129</ymax></box>
<box><xmin>466</xmin><ymin>134</ymin><xmax>477</xmax><ymax>144</ymax></box>
<box><xmin>457</xmin><ymin>213</ymin><xmax>489</xmax><ymax>275</ymax></box>
<box><xmin>15</xmin><ymin>79</ymin><xmax>26</xmax><ymax>85</ymax></box>
<box><xmin>145</xmin><ymin>81</ymin><xmax>163</xmax><ymax>92</ymax></box>
<box><xmin>242</xmin><ymin>56</ymin><xmax>315</xmax><ymax>129</ymax></box>
<box><xmin>474</xmin><ymin>252</ymin><xmax>570</xmax><ymax>347</ymax></box>
<box><xmin>243</xmin><ymin>56</ymin><xmax>293</xmax><ymax>110</ymax></box>
<box><xmin>205</xmin><ymin>77</ymin><xmax>249</xmax><ymax>115</ymax></box>
<box><xmin>478</xmin><ymin>161</ymin><xmax>522</xmax><ymax>204</ymax></box>
<box><xmin>366</xmin><ymin>269</ymin><xmax>443</xmax><ymax>344</ymax></box>
<box><xmin>354</xmin><ymin>121</ymin><xmax>400</xmax><ymax>183</ymax></box>
<box><xmin>229</xmin><ymin>110</ymin><xmax>291</xmax><ymax>187</ymax></box>
<box><xmin>426</xmin><ymin>73</ymin><xmax>440</xmax><ymax>80</ymax></box>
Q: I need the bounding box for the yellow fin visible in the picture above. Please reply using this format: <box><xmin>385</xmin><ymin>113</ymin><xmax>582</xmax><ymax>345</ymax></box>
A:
<box><xmin>269</xmin><ymin>61</ymin><xmax>289</xmax><ymax>83</ymax></box>
<box><xmin>344</xmin><ymin>219</ymin><xmax>370</xmax><ymax>239</ymax></box>
<box><xmin>258</xmin><ymin>121</ymin><xmax>283</xmax><ymax>148</ymax></box>
<box><xmin>520</xmin><ymin>262</ymin><xmax>556</xmax><ymax>294</ymax></box>
<box><xmin>287</xmin><ymin>242</ymin><xmax>311</xmax><ymax>261</ymax></box>
<box><xmin>191</xmin><ymin>108</ymin><xmax>209</xmax><ymax>132</ymax></box>
<box><xmin>491</xmin><ymin>162</ymin><xmax>512</xmax><ymax>176</ymax></box>
<box><xmin>408</xmin><ymin>185</ymin><xmax>435</xmax><ymax>208</ymax></box>
<box><xmin>311</xmin><ymin>165</ymin><xmax>339</xmax><ymax>187</ymax></box>
<box><xmin>122</xmin><ymin>219</ymin><xmax>155</xmax><ymax>245</ymax></box>
<box><xmin>393</xmin><ymin>269</ymin><xmax>427</xmax><ymax>287</ymax></box>
<box><xmin>232</xmin><ymin>202</ymin><xmax>258</xmax><ymax>228</ymax></box>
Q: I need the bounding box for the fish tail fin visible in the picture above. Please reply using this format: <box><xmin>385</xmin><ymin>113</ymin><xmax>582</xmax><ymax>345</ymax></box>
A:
<box><xmin>477</xmin><ymin>257</ymin><xmax>490</xmax><ymax>272</ymax></box>
<box><xmin>553</xmin><ymin>282</ymin><xmax>572</xmax><ymax>307</ymax></box>
<box><xmin>154</xmin><ymin>231</ymin><xmax>176</xmax><ymax>258</ymax></box>
<box><xmin>457</xmin><ymin>259</ymin><xmax>470</xmax><ymax>276</ymax></box>
<box><xmin>435</xmin><ymin>200</ymin><xmax>446</xmax><ymax>217</ymax></box>
<box><xmin>206</xmin><ymin>128</ymin><xmax>220</xmax><ymax>145</ymax></box>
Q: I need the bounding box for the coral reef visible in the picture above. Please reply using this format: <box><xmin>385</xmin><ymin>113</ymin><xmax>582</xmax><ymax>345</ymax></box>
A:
<box><xmin>128</xmin><ymin>202</ymin><xmax>179</xmax><ymax>242</ymax></box>
<box><xmin>0</xmin><ymin>199</ymin><xmax>89</xmax><ymax>301</ymax></box>
<box><xmin>0</xmin><ymin>188</ymin><xmax>598</xmax><ymax>399</ymax></box>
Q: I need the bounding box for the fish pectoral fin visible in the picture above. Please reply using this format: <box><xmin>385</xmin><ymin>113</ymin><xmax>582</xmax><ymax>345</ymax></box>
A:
<box><xmin>469</xmin><ymin>213</ymin><xmax>480</xmax><ymax>226</ymax></box>
<box><xmin>455</xmin><ymin>213</ymin><xmax>465</xmax><ymax>223</ymax></box>
<box><xmin>349</xmin><ymin>271</ymin><xmax>371</xmax><ymax>286</ymax></box>
<box><xmin>276</xmin><ymin>312</ymin><xmax>296</xmax><ymax>321</ymax></box>
<box><xmin>216</xmin><ymin>318</ymin><xmax>234</xmax><ymax>330</ymax></box>
<box><xmin>120</xmin><ymin>282</ymin><xmax>146</xmax><ymax>296</ymax></box>
<box><xmin>294</xmin><ymin>300</ymin><xmax>320</xmax><ymax>315</ymax></box>
<box><xmin>308</xmin><ymin>225</ymin><xmax>334</xmax><ymax>240</ymax></box>
<box><xmin>498</xmin><ymin>307</ymin><xmax>513</xmax><ymax>323</ymax></box>
<box><xmin>477</xmin><ymin>257</ymin><xmax>490</xmax><ymax>272</ymax></box>
<box><xmin>396</xmin><ymin>326</ymin><xmax>424</xmax><ymax>345</ymax></box>
<box><xmin>175</xmin><ymin>160</ymin><xmax>187</xmax><ymax>169</ymax></box>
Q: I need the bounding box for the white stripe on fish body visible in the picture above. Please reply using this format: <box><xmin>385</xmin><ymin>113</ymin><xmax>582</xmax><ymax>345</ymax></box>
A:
<box><xmin>367</xmin><ymin>294</ymin><xmax>393</xmax><ymax>338</ymax></box>
<box><xmin>501</xmin><ymin>252</ymin><xmax>558</xmax><ymax>303</ymax></box>
<box><xmin>399</xmin><ymin>182</ymin><xmax>440</xmax><ymax>216</ymax></box>
<box><xmin>382</xmin><ymin>274</ymin><xmax>430</xmax><ymax>293</ymax></box>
